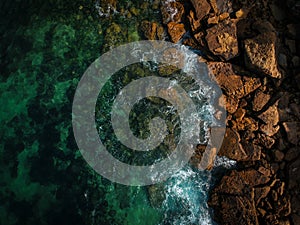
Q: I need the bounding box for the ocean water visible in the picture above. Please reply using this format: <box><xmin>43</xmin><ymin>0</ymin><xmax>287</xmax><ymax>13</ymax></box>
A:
<box><xmin>0</xmin><ymin>1</ymin><xmax>234</xmax><ymax>224</ymax></box>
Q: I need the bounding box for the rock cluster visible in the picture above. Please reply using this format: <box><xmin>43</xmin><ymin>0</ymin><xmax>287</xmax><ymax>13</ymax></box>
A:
<box><xmin>141</xmin><ymin>0</ymin><xmax>300</xmax><ymax>224</ymax></box>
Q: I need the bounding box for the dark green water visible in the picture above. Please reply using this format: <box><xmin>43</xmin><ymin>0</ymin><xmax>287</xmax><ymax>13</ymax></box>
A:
<box><xmin>0</xmin><ymin>1</ymin><xmax>234</xmax><ymax>224</ymax></box>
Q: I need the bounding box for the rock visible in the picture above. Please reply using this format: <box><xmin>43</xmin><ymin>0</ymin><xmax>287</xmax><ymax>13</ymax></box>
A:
<box><xmin>167</xmin><ymin>22</ymin><xmax>186</xmax><ymax>43</ymax></box>
<box><xmin>208</xmin><ymin>62</ymin><xmax>244</xmax><ymax>98</ymax></box>
<box><xmin>148</xmin><ymin>184</ymin><xmax>166</xmax><ymax>208</ymax></box>
<box><xmin>292</xmin><ymin>56</ymin><xmax>300</xmax><ymax>68</ymax></box>
<box><xmin>274</xmin><ymin>150</ymin><xmax>285</xmax><ymax>162</ymax></box>
<box><xmin>187</xmin><ymin>10</ymin><xmax>201</xmax><ymax>32</ymax></box>
<box><xmin>287</xmin><ymin>24</ymin><xmax>300</xmax><ymax>40</ymax></box>
<box><xmin>140</xmin><ymin>21</ymin><xmax>157</xmax><ymax>40</ymax></box>
<box><xmin>285</xmin><ymin>147</ymin><xmax>299</xmax><ymax>161</ymax></box>
<box><xmin>255</xmin><ymin>187</ymin><xmax>271</xmax><ymax>204</ymax></box>
<box><xmin>218</xmin><ymin>128</ymin><xmax>248</xmax><ymax>161</ymax></box>
<box><xmin>278</xmin><ymin>53</ymin><xmax>288</xmax><ymax>68</ymax></box>
<box><xmin>258</xmin><ymin>104</ymin><xmax>280</xmax><ymax>136</ymax></box>
<box><xmin>210</xmin><ymin>168</ymin><xmax>272</xmax><ymax>225</ymax></box>
<box><xmin>243</xmin><ymin>76</ymin><xmax>262</xmax><ymax>96</ymax></box>
<box><xmin>285</xmin><ymin>39</ymin><xmax>296</xmax><ymax>54</ymax></box>
<box><xmin>244</xmin><ymin>30</ymin><xmax>282</xmax><ymax>79</ymax></box>
<box><xmin>161</xmin><ymin>1</ymin><xmax>184</xmax><ymax>24</ymax></box>
<box><xmin>206</xmin><ymin>20</ymin><xmax>239</xmax><ymax>60</ymax></box>
<box><xmin>223</xmin><ymin>95</ymin><xmax>239</xmax><ymax>114</ymax></box>
<box><xmin>253</xmin><ymin>89</ymin><xmax>271</xmax><ymax>111</ymax></box>
<box><xmin>283</xmin><ymin>122</ymin><xmax>300</xmax><ymax>145</ymax></box>
<box><xmin>255</xmin><ymin>133</ymin><xmax>275</xmax><ymax>149</ymax></box>
<box><xmin>190</xmin><ymin>0</ymin><xmax>211</xmax><ymax>21</ymax></box>
<box><xmin>209</xmin><ymin>0</ymin><xmax>233</xmax><ymax>15</ymax></box>
<box><xmin>288</xmin><ymin>159</ymin><xmax>300</xmax><ymax>189</ymax></box>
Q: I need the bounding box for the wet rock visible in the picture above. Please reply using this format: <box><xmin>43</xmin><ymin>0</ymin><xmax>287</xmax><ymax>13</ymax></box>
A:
<box><xmin>244</xmin><ymin>30</ymin><xmax>282</xmax><ymax>79</ymax></box>
<box><xmin>190</xmin><ymin>0</ymin><xmax>211</xmax><ymax>21</ymax></box>
<box><xmin>167</xmin><ymin>22</ymin><xmax>186</xmax><ymax>43</ymax></box>
<box><xmin>148</xmin><ymin>184</ymin><xmax>166</xmax><ymax>208</ymax></box>
<box><xmin>258</xmin><ymin>104</ymin><xmax>280</xmax><ymax>136</ymax></box>
<box><xmin>253</xmin><ymin>89</ymin><xmax>271</xmax><ymax>111</ymax></box>
<box><xmin>283</xmin><ymin>122</ymin><xmax>300</xmax><ymax>145</ymax></box>
<box><xmin>206</xmin><ymin>20</ymin><xmax>238</xmax><ymax>60</ymax></box>
<box><xmin>161</xmin><ymin>1</ymin><xmax>184</xmax><ymax>24</ymax></box>
<box><xmin>208</xmin><ymin>62</ymin><xmax>244</xmax><ymax>98</ymax></box>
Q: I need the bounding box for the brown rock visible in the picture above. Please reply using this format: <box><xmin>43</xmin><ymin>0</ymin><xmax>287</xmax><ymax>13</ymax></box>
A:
<box><xmin>255</xmin><ymin>133</ymin><xmax>275</xmax><ymax>149</ymax></box>
<box><xmin>223</xmin><ymin>95</ymin><xmax>239</xmax><ymax>114</ymax></box>
<box><xmin>190</xmin><ymin>0</ymin><xmax>211</xmax><ymax>21</ymax></box>
<box><xmin>243</xmin><ymin>76</ymin><xmax>262</xmax><ymax>96</ymax></box>
<box><xmin>255</xmin><ymin>186</ymin><xmax>271</xmax><ymax>205</ymax></box>
<box><xmin>208</xmin><ymin>62</ymin><xmax>244</xmax><ymax>98</ymax></box>
<box><xmin>167</xmin><ymin>22</ymin><xmax>186</xmax><ymax>43</ymax></box>
<box><xmin>274</xmin><ymin>150</ymin><xmax>285</xmax><ymax>162</ymax></box>
<box><xmin>209</xmin><ymin>0</ymin><xmax>233</xmax><ymax>15</ymax></box>
<box><xmin>218</xmin><ymin>128</ymin><xmax>248</xmax><ymax>161</ymax></box>
<box><xmin>244</xmin><ymin>31</ymin><xmax>282</xmax><ymax>79</ymax></box>
<box><xmin>285</xmin><ymin>147</ymin><xmax>299</xmax><ymax>161</ymax></box>
<box><xmin>258</xmin><ymin>104</ymin><xmax>280</xmax><ymax>136</ymax></box>
<box><xmin>253</xmin><ymin>89</ymin><xmax>271</xmax><ymax>111</ymax></box>
<box><xmin>187</xmin><ymin>10</ymin><xmax>201</xmax><ymax>32</ymax></box>
<box><xmin>283</xmin><ymin>122</ymin><xmax>300</xmax><ymax>145</ymax></box>
<box><xmin>161</xmin><ymin>1</ymin><xmax>184</xmax><ymax>24</ymax></box>
<box><xmin>288</xmin><ymin>158</ymin><xmax>300</xmax><ymax>189</ymax></box>
<box><xmin>140</xmin><ymin>21</ymin><xmax>157</xmax><ymax>40</ymax></box>
<box><xmin>206</xmin><ymin>20</ymin><xmax>239</xmax><ymax>60</ymax></box>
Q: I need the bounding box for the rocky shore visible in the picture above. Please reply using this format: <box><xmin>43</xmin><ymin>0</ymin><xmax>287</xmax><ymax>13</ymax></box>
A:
<box><xmin>140</xmin><ymin>0</ymin><xmax>300</xmax><ymax>224</ymax></box>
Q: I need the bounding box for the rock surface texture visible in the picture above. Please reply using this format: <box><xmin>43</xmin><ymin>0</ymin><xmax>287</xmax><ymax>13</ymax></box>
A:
<box><xmin>153</xmin><ymin>0</ymin><xmax>300</xmax><ymax>224</ymax></box>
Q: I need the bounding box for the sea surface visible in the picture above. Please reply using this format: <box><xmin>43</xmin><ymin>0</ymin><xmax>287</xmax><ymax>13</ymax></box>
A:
<box><xmin>0</xmin><ymin>1</ymin><xmax>234</xmax><ymax>224</ymax></box>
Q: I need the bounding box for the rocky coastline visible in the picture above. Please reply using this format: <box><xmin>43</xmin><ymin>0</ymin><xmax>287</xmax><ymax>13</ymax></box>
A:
<box><xmin>140</xmin><ymin>0</ymin><xmax>300</xmax><ymax>224</ymax></box>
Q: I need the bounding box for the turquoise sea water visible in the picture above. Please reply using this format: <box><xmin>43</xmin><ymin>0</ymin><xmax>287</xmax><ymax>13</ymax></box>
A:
<box><xmin>0</xmin><ymin>1</ymin><xmax>233</xmax><ymax>224</ymax></box>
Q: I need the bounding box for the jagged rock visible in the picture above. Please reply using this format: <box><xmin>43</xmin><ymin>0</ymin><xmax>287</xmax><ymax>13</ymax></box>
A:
<box><xmin>209</xmin><ymin>0</ymin><xmax>233</xmax><ymax>15</ymax></box>
<box><xmin>282</xmin><ymin>122</ymin><xmax>300</xmax><ymax>145</ymax></box>
<box><xmin>208</xmin><ymin>62</ymin><xmax>244</xmax><ymax>98</ymax></box>
<box><xmin>255</xmin><ymin>187</ymin><xmax>271</xmax><ymax>205</ymax></box>
<box><xmin>187</xmin><ymin>10</ymin><xmax>201</xmax><ymax>32</ymax></box>
<box><xmin>255</xmin><ymin>133</ymin><xmax>275</xmax><ymax>149</ymax></box>
<box><xmin>253</xmin><ymin>89</ymin><xmax>271</xmax><ymax>111</ymax></box>
<box><xmin>222</xmin><ymin>95</ymin><xmax>239</xmax><ymax>114</ymax></box>
<box><xmin>190</xmin><ymin>0</ymin><xmax>211</xmax><ymax>21</ymax></box>
<box><xmin>218</xmin><ymin>128</ymin><xmax>248</xmax><ymax>161</ymax></box>
<box><xmin>243</xmin><ymin>76</ymin><xmax>261</xmax><ymax>96</ymax></box>
<box><xmin>244</xmin><ymin>30</ymin><xmax>282</xmax><ymax>78</ymax></box>
<box><xmin>206</xmin><ymin>19</ymin><xmax>238</xmax><ymax>60</ymax></box>
<box><xmin>140</xmin><ymin>21</ymin><xmax>158</xmax><ymax>40</ymax></box>
<box><xmin>161</xmin><ymin>1</ymin><xmax>184</xmax><ymax>24</ymax></box>
<box><xmin>274</xmin><ymin>150</ymin><xmax>285</xmax><ymax>162</ymax></box>
<box><xmin>209</xmin><ymin>168</ymin><xmax>272</xmax><ymax>225</ymax></box>
<box><xmin>167</xmin><ymin>22</ymin><xmax>186</xmax><ymax>43</ymax></box>
<box><xmin>258</xmin><ymin>104</ymin><xmax>280</xmax><ymax>136</ymax></box>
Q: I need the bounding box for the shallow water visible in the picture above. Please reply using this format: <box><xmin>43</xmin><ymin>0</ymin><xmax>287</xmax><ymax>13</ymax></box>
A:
<box><xmin>0</xmin><ymin>1</ymin><xmax>233</xmax><ymax>224</ymax></box>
